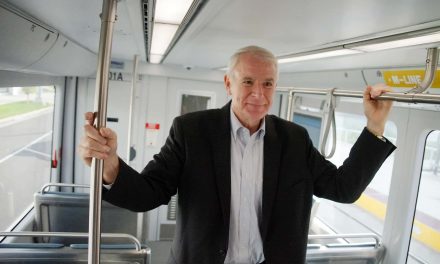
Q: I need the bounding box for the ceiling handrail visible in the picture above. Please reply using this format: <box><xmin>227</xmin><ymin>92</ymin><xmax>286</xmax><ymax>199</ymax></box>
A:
<box><xmin>407</xmin><ymin>48</ymin><xmax>439</xmax><ymax>94</ymax></box>
<box><xmin>320</xmin><ymin>88</ymin><xmax>337</xmax><ymax>159</ymax></box>
<box><xmin>279</xmin><ymin>87</ymin><xmax>440</xmax><ymax>105</ymax></box>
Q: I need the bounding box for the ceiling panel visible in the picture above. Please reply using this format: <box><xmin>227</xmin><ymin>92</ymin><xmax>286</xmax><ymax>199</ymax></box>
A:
<box><xmin>165</xmin><ymin>0</ymin><xmax>440</xmax><ymax>70</ymax></box>
<box><xmin>5</xmin><ymin>0</ymin><xmax>440</xmax><ymax>73</ymax></box>
<box><xmin>8</xmin><ymin>0</ymin><xmax>146</xmax><ymax>62</ymax></box>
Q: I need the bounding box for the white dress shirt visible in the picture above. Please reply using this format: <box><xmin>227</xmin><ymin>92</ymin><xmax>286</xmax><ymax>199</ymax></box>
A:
<box><xmin>224</xmin><ymin>108</ymin><xmax>265</xmax><ymax>264</ymax></box>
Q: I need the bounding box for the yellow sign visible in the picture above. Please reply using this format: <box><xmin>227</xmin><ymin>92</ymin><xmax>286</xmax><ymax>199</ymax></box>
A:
<box><xmin>383</xmin><ymin>70</ymin><xmax>440</xmax><ymax>88</ymax></box>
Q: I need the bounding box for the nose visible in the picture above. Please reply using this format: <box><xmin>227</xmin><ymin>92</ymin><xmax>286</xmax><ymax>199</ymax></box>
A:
<box><xmin>251</xmin><ymin>81</ymin><xmax>264</xmax><ymax>97</ymax></box>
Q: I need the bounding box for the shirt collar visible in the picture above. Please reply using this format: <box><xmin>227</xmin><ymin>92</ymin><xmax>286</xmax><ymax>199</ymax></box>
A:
<box><xmin>230</xmin><ymin>106</ymin><xmax>266</xmax><ymax>141</ymax></box>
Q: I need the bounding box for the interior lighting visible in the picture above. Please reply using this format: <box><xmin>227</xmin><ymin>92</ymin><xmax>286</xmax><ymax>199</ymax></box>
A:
<box><xmin>149</xmin><ymin>0</ymin><xmax>193</xmax><ymax>64</ymax></box>
<box><xmin>278</xmin><ymin>48</ymin><xmax>362</xmax><ymax>64</ymax></box>
<box><xmin>347</xmin><ymin>32</ymin><xmax>440</xmax><ymax>52</ymax></box>
<box><xmin>276</xmin><ymin>28</ymin><xmax>440</xmax><ymax>65</ymax></box>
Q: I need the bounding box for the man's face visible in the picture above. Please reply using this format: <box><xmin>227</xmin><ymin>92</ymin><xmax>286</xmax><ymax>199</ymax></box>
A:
<box><xmin>224</xmin><ymin>53</ymin><xmax>277</xmax><ymax>128</ymax></box>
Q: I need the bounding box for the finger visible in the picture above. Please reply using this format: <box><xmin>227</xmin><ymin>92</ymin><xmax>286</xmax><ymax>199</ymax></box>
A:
<box><xmin>78</xmin><ymin>145</ymin><xmax>109</xmax><ymax>160</ymax></box>
<box><xmin>370</xmin><ymin>83</ymin><xmax>392</xmax><ymax>99</ymax></box>
<box><xmin>84</xmin><ymin>124</ymin><xmax>107</xmax><ymax>145</ymax></box>
<box><xmin>84</xmin><ymin>112</ymin><xmax>95</xmax><ymax>126</ymax></box>
<box><xmin>80</xmin><ymin>137</ymin><xmax>111</xmax><ymax>153</ymax></box>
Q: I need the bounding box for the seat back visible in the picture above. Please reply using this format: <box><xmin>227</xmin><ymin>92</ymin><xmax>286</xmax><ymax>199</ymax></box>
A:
<box><xmin>34</xmin><ymin>188</ymin><xmax>142</xmax><ymax>244</ymax></box>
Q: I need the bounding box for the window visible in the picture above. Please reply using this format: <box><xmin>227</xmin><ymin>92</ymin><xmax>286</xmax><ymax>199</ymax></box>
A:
<box><xmin>180</xmin><ymin>94</ymin><xmax>211</xmax><ymax>115</ymax></box>
<box><xmin>293</xmin><ymin>113</ymin><xmax>322</xmax><ymax>148</ymax></box>
<box><xmin>312</xmin><ymin>112</ymin><xmax>397</xmax><ymax>239</ymax></box>
<box><xmin>0</xmin><ymin>86</ymin><xmax>55</xmax><ymax>231</ymax></box>
<box><xmin>408</xmin><ymin>130</ymin><xmax>440</xmax><ymax>264</ymax></box>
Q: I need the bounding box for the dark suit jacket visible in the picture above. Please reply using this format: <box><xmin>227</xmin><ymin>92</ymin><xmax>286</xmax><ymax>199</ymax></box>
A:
<box><xmin>103</xmin><ymin>102</ymin><xmax>395</xmax><ymax>264</ymax></box>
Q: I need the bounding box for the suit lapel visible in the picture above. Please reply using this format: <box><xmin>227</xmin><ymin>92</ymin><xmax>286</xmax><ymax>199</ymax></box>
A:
<box><xmin>261</xmin><ymin>116</ymin><xmax>281</xmax><ymax>240</ymax></box>
<box><xmin>208</xmin><ymin>103</ymin><xmax>231</xmax><ymax>228</ymax></box>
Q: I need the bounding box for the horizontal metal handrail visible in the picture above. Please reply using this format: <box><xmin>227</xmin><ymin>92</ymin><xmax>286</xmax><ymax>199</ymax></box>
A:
<box><xmin>278</xmin><ymin>87</ymin><xmax>440</xmax><ymax>104</ymax></box>
<box><xmin>308</xmin><ymin>233</ymin><xmax>381</xmax><ymax>248</ymax></box>
<box><xmin>0</xmin><ymin>231</ymin><xmax>142</xmax><ymax>251</ymax></box>
<box><xmin>40</xmin><ymin>183</ymin><xmax>90</xmax><ymax>193</ymax></box>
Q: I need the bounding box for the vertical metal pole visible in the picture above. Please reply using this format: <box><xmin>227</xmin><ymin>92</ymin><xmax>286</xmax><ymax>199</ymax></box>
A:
<box><xmin>127</xmin><ymin>55</ymin><xmax>139</xmax><ymax>163</ymax></box>
<box><xmin>88</xmin><ymin>0</ymin><xmax>117</xmax><ymax>263</ymax></box>
<box><xmin>127</xmin><ymin>55</ymin><xmax>145</xmax><ymax>241</ymax></box>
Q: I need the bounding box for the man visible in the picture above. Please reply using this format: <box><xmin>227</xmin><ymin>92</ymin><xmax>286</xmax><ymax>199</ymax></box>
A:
<box><xmin>79</xmin><ymin>46</ymin><xmax>395</xmax><ymax>264</ymax></box>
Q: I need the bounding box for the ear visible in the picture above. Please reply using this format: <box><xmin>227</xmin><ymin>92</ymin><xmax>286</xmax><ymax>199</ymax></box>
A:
<box><xmin>224</xmin><ymin>75</ymin><xmax>232</xmax><ymax>95</ymax></box>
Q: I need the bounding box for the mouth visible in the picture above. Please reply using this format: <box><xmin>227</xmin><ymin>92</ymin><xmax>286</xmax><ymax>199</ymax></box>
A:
<box><xmin>246</xmin><ymin>102</ymin><xmax>266</xmax><ymax>107</ymax></box>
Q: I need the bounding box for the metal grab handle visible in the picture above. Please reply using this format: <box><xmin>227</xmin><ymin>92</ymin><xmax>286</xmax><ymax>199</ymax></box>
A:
<box><xmin>407</xmin><ymin>48</ymin><xmax>439</xmax><ymax>93</ymax></box>
<box><xmin>0</xmin><ymin>231</ymin><xmax>143</xmax><ymax>251</ymax></box>
<box><xmin>40</xmin><ymin>183</ymin><xmax>90</xmax><ymax>193</ymax></box>
<box><xmin>308</xmin><ymin>233</ymin><xmax>381</xmax><ymax>248</ymax></box>
<box><xmin>287</xmin><ymin>89</ymin><xmax>337</xmax><ymax>159</ymax></box>
<box><xmin>279</xmin><ymin>48</ymin><xmax>440</xmax><ymax>102</ymax></box>
<box><xmin>320</xmin><ymin>88</ymin><xmax>337</xmax><ymax>159</ymax></box>
<box><xmin>286</xmin><ymin>90</ymin><xmax>295</xmax><ymax>122</ymax></box>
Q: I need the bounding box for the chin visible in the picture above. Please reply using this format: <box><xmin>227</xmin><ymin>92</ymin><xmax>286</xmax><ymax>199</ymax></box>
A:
<box><xmin>246</xmin><ymin>110</ymin><xmax>267</xmax><ymax>121</ymax></box>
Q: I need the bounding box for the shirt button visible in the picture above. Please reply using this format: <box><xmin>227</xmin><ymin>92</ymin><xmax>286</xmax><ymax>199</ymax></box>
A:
<box><xmin>219</xmin><ymin>249</ymin><xmax>226</xmax><ymax>256</ymax></box>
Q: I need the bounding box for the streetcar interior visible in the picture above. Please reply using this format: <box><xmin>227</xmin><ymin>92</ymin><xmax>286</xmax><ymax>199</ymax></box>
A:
<box><xmin>0</xmin><ymin>0</ymin><xmax>440</xmax><ymax>263</ymax></box>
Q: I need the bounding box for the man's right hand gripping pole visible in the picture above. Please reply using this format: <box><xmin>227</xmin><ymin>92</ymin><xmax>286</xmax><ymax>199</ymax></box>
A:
<box><xmin>78</xmin><ymin>112</ymin><xmax>120</xmax><ymax>184</ymax></box>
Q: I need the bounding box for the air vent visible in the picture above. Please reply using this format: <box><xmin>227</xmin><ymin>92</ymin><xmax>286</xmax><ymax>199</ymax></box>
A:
<box><xmin>167</xmin><ymin>194</ymin><xmax>178</xmax><ymax>220</ymax></box>
<box><xmin>142</xmin><ymin>0</ymin><xmax>209</xmax><ymax>63</ymax></box>
<box><xmin>142</xmin><ymin>0</ymin><xmax>154</xmax><ymax>62</ymax></box>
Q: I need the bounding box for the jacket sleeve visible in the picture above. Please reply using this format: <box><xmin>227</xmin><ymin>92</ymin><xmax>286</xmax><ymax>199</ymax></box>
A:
<box><xmin>309</xmin><ymin>127</ymin><xmax>396</xmax><ymax>203</ymax></box>
<box><xmin>102</xmin><ymin>117</ymin><xmax>185</xmax><ymax>212</ymax></box>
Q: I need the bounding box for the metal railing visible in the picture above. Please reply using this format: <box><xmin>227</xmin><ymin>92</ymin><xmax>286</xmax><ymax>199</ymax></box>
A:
<box><xmin>0</xmin><ymin>231</ymin><xmax>143</xmax><ymax>251</ymax></box>
<box><xmin>308</xmin><ymin>233</ymin><xmax>381</xmax><ymax>248</ymax></box>
<box><xmin>40</xmin><ymin>183</ymin><xmax>90</xmax><ymax>193</ymax></box>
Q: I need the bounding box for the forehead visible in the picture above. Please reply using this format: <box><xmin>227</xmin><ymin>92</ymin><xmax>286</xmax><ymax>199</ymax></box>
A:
<box><xmin>234</xmin><ymin>53</ymin><xmax>277</xmax><ymax>80</ymax></box>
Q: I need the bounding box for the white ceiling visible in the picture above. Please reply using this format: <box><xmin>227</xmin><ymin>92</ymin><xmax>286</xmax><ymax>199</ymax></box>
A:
<box><xmin>9</xmin><ymin>0</ymin><xmax>147</xmax><ymax>62</ymax></box>
<box><xmin>7</xmin><ymin>0</ymin><xmax>440</xmax><ymax>73</ymax></box>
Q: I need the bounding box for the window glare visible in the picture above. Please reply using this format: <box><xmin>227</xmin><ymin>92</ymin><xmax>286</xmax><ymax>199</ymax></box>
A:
<box><xmin>313</xmin><ymin>112</ymin><xmax>396</xmax><ymax>239</ymax></box>
<box><xmin>0</xmin><ymin>86</ymin><xmax>55</xmax><ymax>231</ymax></box>
<box><xmin>408</xmin><ymin>130</ymin><xmax>440</xmax><ymax>264</ymax></box>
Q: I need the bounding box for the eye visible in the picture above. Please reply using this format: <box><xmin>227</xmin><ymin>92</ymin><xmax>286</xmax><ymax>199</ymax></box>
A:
<box><xmin>242</xmin><ymin>80</ymin><xmax>253</xmax><ymax>86</ymax></box>
<box><xmin>263</xmin><ymin>81</ymin><xmax>274</xmax><ymax>88</ymax></box>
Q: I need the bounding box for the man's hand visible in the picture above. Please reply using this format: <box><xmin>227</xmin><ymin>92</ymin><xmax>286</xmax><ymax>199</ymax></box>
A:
<box><xmin>363</xmin><ymin>84</ymin><xmax>393</xmax><ymax>136</ymax></box>
<box><xmin>78</xmin><ymin>112</ymin><xmax>120</xmax><ymax>184</ymax></box>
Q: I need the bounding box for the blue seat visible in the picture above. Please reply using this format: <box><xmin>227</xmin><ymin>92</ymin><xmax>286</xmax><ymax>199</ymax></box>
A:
<box><xmin>34</xmin><ymin>184</ymin><xmax>146</xmax><ymax>244</ymax></box>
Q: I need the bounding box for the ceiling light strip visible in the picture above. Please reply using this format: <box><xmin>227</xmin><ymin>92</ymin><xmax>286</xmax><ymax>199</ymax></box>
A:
<box><xmin>158</xmin><ymin>0</ymin><xmax>208</xmax><ymax>64</ymax></box>
<box><xmin>278</xmin><ymin>26</ymin><xmax>440</xmax><ymax>64</ymax></box>
<box><xmin>345</xmin><ymin>26</ymin><xmax>440</xmax><ymax>52</ymax></box>
<box><xmin>278</xmin><ymin>48</ymin><xmax>362</xmax><ymax>63</ymax></box>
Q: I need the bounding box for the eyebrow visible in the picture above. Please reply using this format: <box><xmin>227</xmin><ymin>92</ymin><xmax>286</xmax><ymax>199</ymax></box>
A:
<box><xmin>241</xmin><ymin>77</ymin><xmax>275</xmax><ymax>82</ymax></box>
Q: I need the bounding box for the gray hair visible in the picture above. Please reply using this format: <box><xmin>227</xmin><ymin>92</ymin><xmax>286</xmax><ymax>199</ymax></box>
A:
<box><xmin>227</xmin><ymin>45</ymin><xmax>278</xmax><ymax>79</ymax></box>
